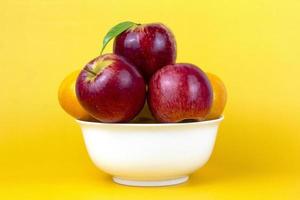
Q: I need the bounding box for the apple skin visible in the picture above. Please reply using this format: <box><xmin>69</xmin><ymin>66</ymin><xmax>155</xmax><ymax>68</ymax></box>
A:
<box><xmin>113</xmin><ymin>23</ymin><xmax>176</xmax><ymax>81</ymax></box>
<box><xmin>148</xmin><ymin>63</ymin><xmax>213</xmax><ymax>123</ymax></box>
<box><xmin>76</xmin><ymin>54</ymin><xmax>146</xmax><ymax>123</ymax></box>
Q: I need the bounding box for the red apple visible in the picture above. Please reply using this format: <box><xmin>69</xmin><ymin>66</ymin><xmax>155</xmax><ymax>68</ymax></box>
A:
<box><xmin>76</xmin><ymin>54</ymin><xmax>146</xmax><ymax>122</ymax></box>
<box><xmin>113</xmin><ymin>23</ymin><xmax>176</xmax><ymax>81</ymax></box>
<box><xmin>148</xmin><ymin>63</ymin><xmax>213</xmax><ymax>122</ymax></box>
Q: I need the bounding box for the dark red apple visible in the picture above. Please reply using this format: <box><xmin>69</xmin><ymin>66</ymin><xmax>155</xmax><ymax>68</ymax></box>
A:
<box><xmin>76</xmin><ymin>54</ymin><xmax>146</xmax><ymax>122</ymax></box>
<box><xmin>113</xmin><ymin>23</ymin><xmax>176</xmax><ymax>81</ymax></box>
<box><xmin>148</xmin><ymin>63</ymin><xmax>213</xmax><ymax>122</ymax></box>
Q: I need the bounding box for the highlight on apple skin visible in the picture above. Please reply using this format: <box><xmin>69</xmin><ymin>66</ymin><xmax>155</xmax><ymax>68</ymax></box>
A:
<box><xmin>148</xmin><ymin>63</ymin><xmax>213</xmax><ymax>123</ymax></box>
<box><xmin>113</xmin><ymin>23</ymin><xmax>177</xmax><ymax>81</ymax></box>
<box><xmin>76</xmin><ymin>53</ymin><xmax>146</xmax><ymax>123</ymax></box>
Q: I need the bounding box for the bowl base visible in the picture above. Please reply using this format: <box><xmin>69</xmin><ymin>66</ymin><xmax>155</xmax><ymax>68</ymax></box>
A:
<box><xmin>113</xmin><ymin>176</ymin><xmax>189</xmax><ymax>187</ymax></box>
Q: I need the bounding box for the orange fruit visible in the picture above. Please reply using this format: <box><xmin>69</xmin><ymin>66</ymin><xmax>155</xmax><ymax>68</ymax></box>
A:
<box><xmin>58</xmin><ymin>70</ymin><xmax>94</xmax><ymax>121</ymax></box>
<box><xmin>206</xmin><ymin>73</ymin><xmax>227</xmax><ymax>120</ymax></box>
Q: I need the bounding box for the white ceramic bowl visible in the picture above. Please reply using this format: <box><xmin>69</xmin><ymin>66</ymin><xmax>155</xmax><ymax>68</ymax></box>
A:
<box><xmin>76</xmin><ymin>116</ymin><xmax>223</xmax><ymax>187</ymax></box>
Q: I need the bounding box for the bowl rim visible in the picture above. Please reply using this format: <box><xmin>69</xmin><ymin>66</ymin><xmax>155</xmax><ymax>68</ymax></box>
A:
<box><xmin>76</xmin><ymin>116</ymin><xmax>224</xmax><ymax>127</ymax></box>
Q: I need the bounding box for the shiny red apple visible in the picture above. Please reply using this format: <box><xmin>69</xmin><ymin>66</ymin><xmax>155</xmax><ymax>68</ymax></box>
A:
<box><xmin>113</xmin><ymin>23</ymin><xmax>176</xmax><ymax>81</ymax></box>
<box><xmin>148</xmin><ymin>63</ymin><xmax>213</xmax><ymax>122</ymax></box>
<box><xmin>76</xmin><ymin>54</ymin><xmax>146</xmax><ymax>122</ymax></box>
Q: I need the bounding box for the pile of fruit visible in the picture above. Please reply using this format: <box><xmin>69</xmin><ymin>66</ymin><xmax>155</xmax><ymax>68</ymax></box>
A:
<box><xmin>58</xmin><ymin>21</ymin><xmax>227</xmax><ymax>123</ymax></box>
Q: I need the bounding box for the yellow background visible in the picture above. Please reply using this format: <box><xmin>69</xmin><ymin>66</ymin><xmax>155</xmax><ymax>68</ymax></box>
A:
<box><xmin>1</xmin><ymin>0</ymin><xmax>299</xmax><ymax>199</ymax></box>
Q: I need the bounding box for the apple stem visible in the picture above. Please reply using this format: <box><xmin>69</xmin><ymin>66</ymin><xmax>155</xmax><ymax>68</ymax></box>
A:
<box><xmin>84</xmin><ymin>68</ymin><xmax>97</xmax><ymax>76</ymax></box>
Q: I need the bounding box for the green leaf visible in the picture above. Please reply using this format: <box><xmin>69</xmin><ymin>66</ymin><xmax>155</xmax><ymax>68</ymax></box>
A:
<box><xmin>100</xmin><ymin>21</ymin><xmax>137</xmax><ymax>55</ymax></box>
